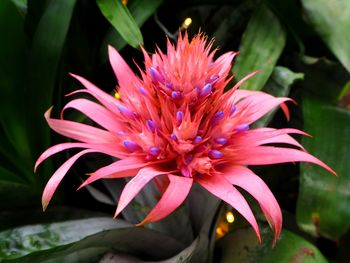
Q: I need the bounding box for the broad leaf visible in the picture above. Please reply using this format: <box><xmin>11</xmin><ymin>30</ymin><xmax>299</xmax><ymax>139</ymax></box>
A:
<box><xmin>96</xmin><ymin>0</ymin><xmax>143</xmax><ymax>49</ymax></box>
<box><xmin>0</xmin><ymin>219</ymin><xmax>184</xmax><ymax>262</ymax></box>
<box><xmin>233</xmin><ymin>4</ymin><xmax>286</xmax><ymax>91</ymax></box>
<box><xmin>25</xmin><ymin>0</ymin><xmax>77</xmax><ymax>161</ymax></box>
<box><xmin>216</xmin><ymin>225</ymin><xmax>327</xmax><ymax>263</ymax></box>
<box><xmin>301</xmin><ymin>0</ymin><xmax>350</xmax><ymax>73</ymax></box>
<box><xmin>297</xmin><ymin>97</ymin><xmax>350</xmax><ymax>240</ymax></box>
<box><xmin>0</xmin><ymin>0</ymin><xmax>30</xmax><ymax>161</ymax></box>
<box><xmin>0</xmin><ymin>217</ymin><xmax>130</xmax><ymax>260</ymax></box>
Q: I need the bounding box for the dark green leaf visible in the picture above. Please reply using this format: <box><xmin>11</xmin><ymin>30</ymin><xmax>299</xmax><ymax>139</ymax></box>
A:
<box><xmin>301</xmin><ymin>0</ymin><xmax>350</xmax><ymax>72</ymax></box>
<box><xmin>100</xmin><ymin>0</ymin><xmax>162</xmax><ymax>61</ymax></box>
<box><xmin>0</xmin><ymin>217</ymin><xmax>130</xmax><ymax>260</ymax></box>
<box><xmin>25</xmin><ymin>0</ymin><xmax>77</xmax><ymax>161</ymax></box>
<box><xmin>216</xmin><ymin>225</ymin><xmax>327</xmax><ymax>263</ymax></box>
<box><xmin>233</xmin><ymin>4</ymin><xmax>286</xmax><ymax>91</ymax></box>
<box><xmin>0</xmin><ymin>0</ymin><xmax>31</xmax><ymax>161</ymax></box>
<box><xmin>0</xmin><ymin>207</ymin><xmax>108</xmax><ymax>232</ymax></box>
<box><xmin>296</xmin><ymin>97</ymin><xmax>350</xmax><ymax>240</ymax></box>
<box><xmin>11</xmin><ymin>0</ymin><xmax>27</xmax><ymax>15</ymax></box>
<box><xmin>1</xmin><ymin>222</ymin><xmax>184</xmax><ymax>262</ymax></box>
<box><xmin>96</xmin><ymin>0</ymin><xmax>143</xmax><ymax>49</ymax></box>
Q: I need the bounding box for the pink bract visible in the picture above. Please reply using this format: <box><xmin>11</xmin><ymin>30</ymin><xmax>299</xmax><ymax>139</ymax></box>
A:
<box><xmin>35</xmin><ymin>34</ymin><xmax>335</xmax><ymax>243</ymax></box>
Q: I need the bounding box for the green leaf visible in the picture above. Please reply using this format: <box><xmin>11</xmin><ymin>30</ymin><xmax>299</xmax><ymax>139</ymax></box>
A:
<box><xmin>254</xmin><ymin>66</ymin><xmax>304</xmax><ymax>127</ymax></box>
<box><xmin>296</xmin><ymin>97</ymin><xmax>350</xmax><ymax>240</ymax></box>
<box><xmin>233</xmin><ymin>4</ymin><xmax>286</xmax><ymax>91</ymax></box>
<box><xmin>0</xmin><ymin>0</ymin><xmax>30</xmax><ymax>161</ymax></box>
<box><xmin>0</xmin><ymin>219</ymin><xmax>184</xmax><ymax>262</ymax></box>
<box><xmin>100</xmin><ymin>0</ymin><xmax>162</xmax><ymax>60</ymax></box>
<box><xmin>216</xmin><ymin>225</ymin><xmax>328</xmax><ymax>263</ymax></box>
<box><xmin>25</xmin><ymin>0</ymin><xmax>77</xmax><ymax>160</ymax></box>
<box><xmin>0</xmin><ymin>207</ymin><xmax>107</xmax><ymax>232</ymax></box>
<box><xmin>0</xmin><ymin>166</ymin><xmax>37</xmax><ymax>210</ymax></box>
<box><xmin>11</xmin><ymin>0</ymin><xmax>27</xmax><ymax>15</ymax></box>
<box><xmin>0</xmin><ymin>217</ymin><xmax>130</xmax><ymax>260</ymax></box>
<box><xmin>96</xmin><ymin>0</ymin><xmax>144</xmax><ymax>49</ymax></box>
<box><xmin>301</xmin><ymin>0</ymin><xmax>350</xmax><ymax>73</ymax></box>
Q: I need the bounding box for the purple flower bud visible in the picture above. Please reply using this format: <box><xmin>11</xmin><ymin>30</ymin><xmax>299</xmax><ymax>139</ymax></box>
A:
<box><xmin>170</xmin><ymin>133</ymin><xmax>177</xmax><ymax>140</ymax></box>
<box><xmin>209</xmin><ymin>150</ymin><xmax>223</xmax><ymax>159</ymax></box>
<box><xmin>214</xmin><ymin>137</ymin><xmax>227</xmax><ymax>145</ymax></box>
<box><xmin>139</xmin><ymin>86</ymin><xmax>147</xmax><ymax>95</ymax></box>
<box><xmin>235</xmin><ymin>123</ymin><xmax>249</xmax><ymax>132</ymax></box>
<box><xmin>149</xmin><ymin>146</ymin><xmax>161</xmax><ymax>156</ymax></box>
<box><xmin>116</xmin><ymin>131</ymin><xmax>126</xmax><ymax>136</ymax></box>
<box><xmin>193</xmin><ymin>135</ymin><xmax>202</xmax><ymax>144</ymax></box>
<box><xmin>117</xmin><ymin>104</ymin><xmax>135</xmax><ymax>119</ymax></box>
<box><xmin>230</xmin><ymin>105</ymin><xmax>237</xmax><ymax>116</ymax></box>
<box><xmin>176</xmin><ymin>111</ymin><xmax>183</xmax><ymax>125</ymax></box>
<box><xmin>146</xmin><ymin>120</ymin><xmax>156</xmax><ymax>133</ymax></box>
<box><xmin>165</xmin><ymin>83</ymin><xmax>173</xmax><ymax>89</ymax></box>
<box><xmin>211</xmin><ymin>111</ymin><xmax>224</xmax><ymax>125</ymax></box>
<box><xmin>184</xmin><ymin>154</ymin><xmax>193</xmax><ymax>165</ymax></box>
<box><xmin>200</xmin><ymin>83</ymin><xmax>212</xmax><ymax>97</ymax></box>
<box><xmin>122</xmin><ymin>140</ymin><xmax>141</xmax><ymax>152</ymax></box>
<box><xmin>171</xmin><ymin>91</ymin><xmax>182</xmax><ymax>100</ymax></box>
<box><xmin>209</xmin><ymin>76</ymin><xmax>219</xmax><ymax>83</ymax></box>
<box><xmin>149</xmin><ymin>67</ymin><xmax>164</xmax><ymax>82</ymax></box>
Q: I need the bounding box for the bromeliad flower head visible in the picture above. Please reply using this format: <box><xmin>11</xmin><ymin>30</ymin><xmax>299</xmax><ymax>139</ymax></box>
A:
<box><xmin>35</xmin><ymin>34</ymin><xmax>335</xmax><ymax>243</ymax></box>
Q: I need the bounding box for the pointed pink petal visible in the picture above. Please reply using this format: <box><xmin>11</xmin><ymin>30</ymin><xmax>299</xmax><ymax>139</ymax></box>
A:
<box><xmin>137</xmin><ymin>174</ymin><xmax>193</xmax><ymax>225</ymax></box>
<box><xmin>232</xmin><ymin>146</ymin><xmax>336</xmax><ymax>175</ymax></box>
<box><xmin>35</xmin><ymin>142</ymin><xmax>126</xmax><ymax>172</ymax></box>
<box><xmin>197</xmin><ymin>174</ymin><xmax>261</xmax><ymax>241</ymax></box>
<box><xmin>234</xmin><ymin>128</ymin><xmax>308</xmax><ymax>150</ymax></box>
<box><xmin>224</xmin><ymin>165</ymin><xmax>282</xmax><ymax>244</ymax></box>
<box><xmin>42</xmin><ymin>149</ymin><xmax>95</xmax><ymax>211</ymax></box>
<box><xmin>237</xmin><ymin>95</ymin><xmax>292</xmax><ymax>125</ymax></box>
<box><xmin>78</xmin><ymin>157</ymin><xmax>148</xmax><ymax>189</ymax></box>
<box><xmin>114</xmin><ymin>166</ymin><xmax>169</xmax><ymax>218</ymax></box>
<box><xmin>45</xmin><ymin>108</ymin><xmax>117</xmax><ymax>144</ymax></box>
<box><xmin>225</xmin><ymin>71</ymin><xmax>259</xmax><ymax>99</ymax></box>
<box><xmin>69</xmin><ymin>74</ymin><xmax>121</xmax><ymax>115</ymax></box>
<box><xmin>35</xmin><ymin>142</ymin><xmax>88</xmax><ymax>172</ymax></box>
<box><xmin>258</xmin><ymin>134</ymin><xmax>304</xmax><ymax>149</ymax></box>
<box><xmin>108</xmin><ymin>45</ymin><xmax>141</xmax><ymax>90</ymax></box>
<box><xmin>62</xmin><ymin>98</ymin><xmax>122</xmax><ymax>133</ymax></box>
<box><xmin>215</xmin><ymin>52</ymin><xmax>237</xmax><ymax>76</ymax></box>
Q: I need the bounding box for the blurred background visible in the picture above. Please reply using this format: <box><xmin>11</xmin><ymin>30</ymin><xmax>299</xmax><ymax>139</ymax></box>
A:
<box><xmin>0</xmin><ymin>0</ymin><xmax>349</xmax><ymax>262</ymax></box>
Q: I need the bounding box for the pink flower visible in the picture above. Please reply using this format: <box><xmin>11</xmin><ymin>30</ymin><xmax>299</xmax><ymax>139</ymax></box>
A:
<box><xmin>35</xmin><ymin>34</ymin><xmax>335</xmax><ymax>243</ymax></box>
